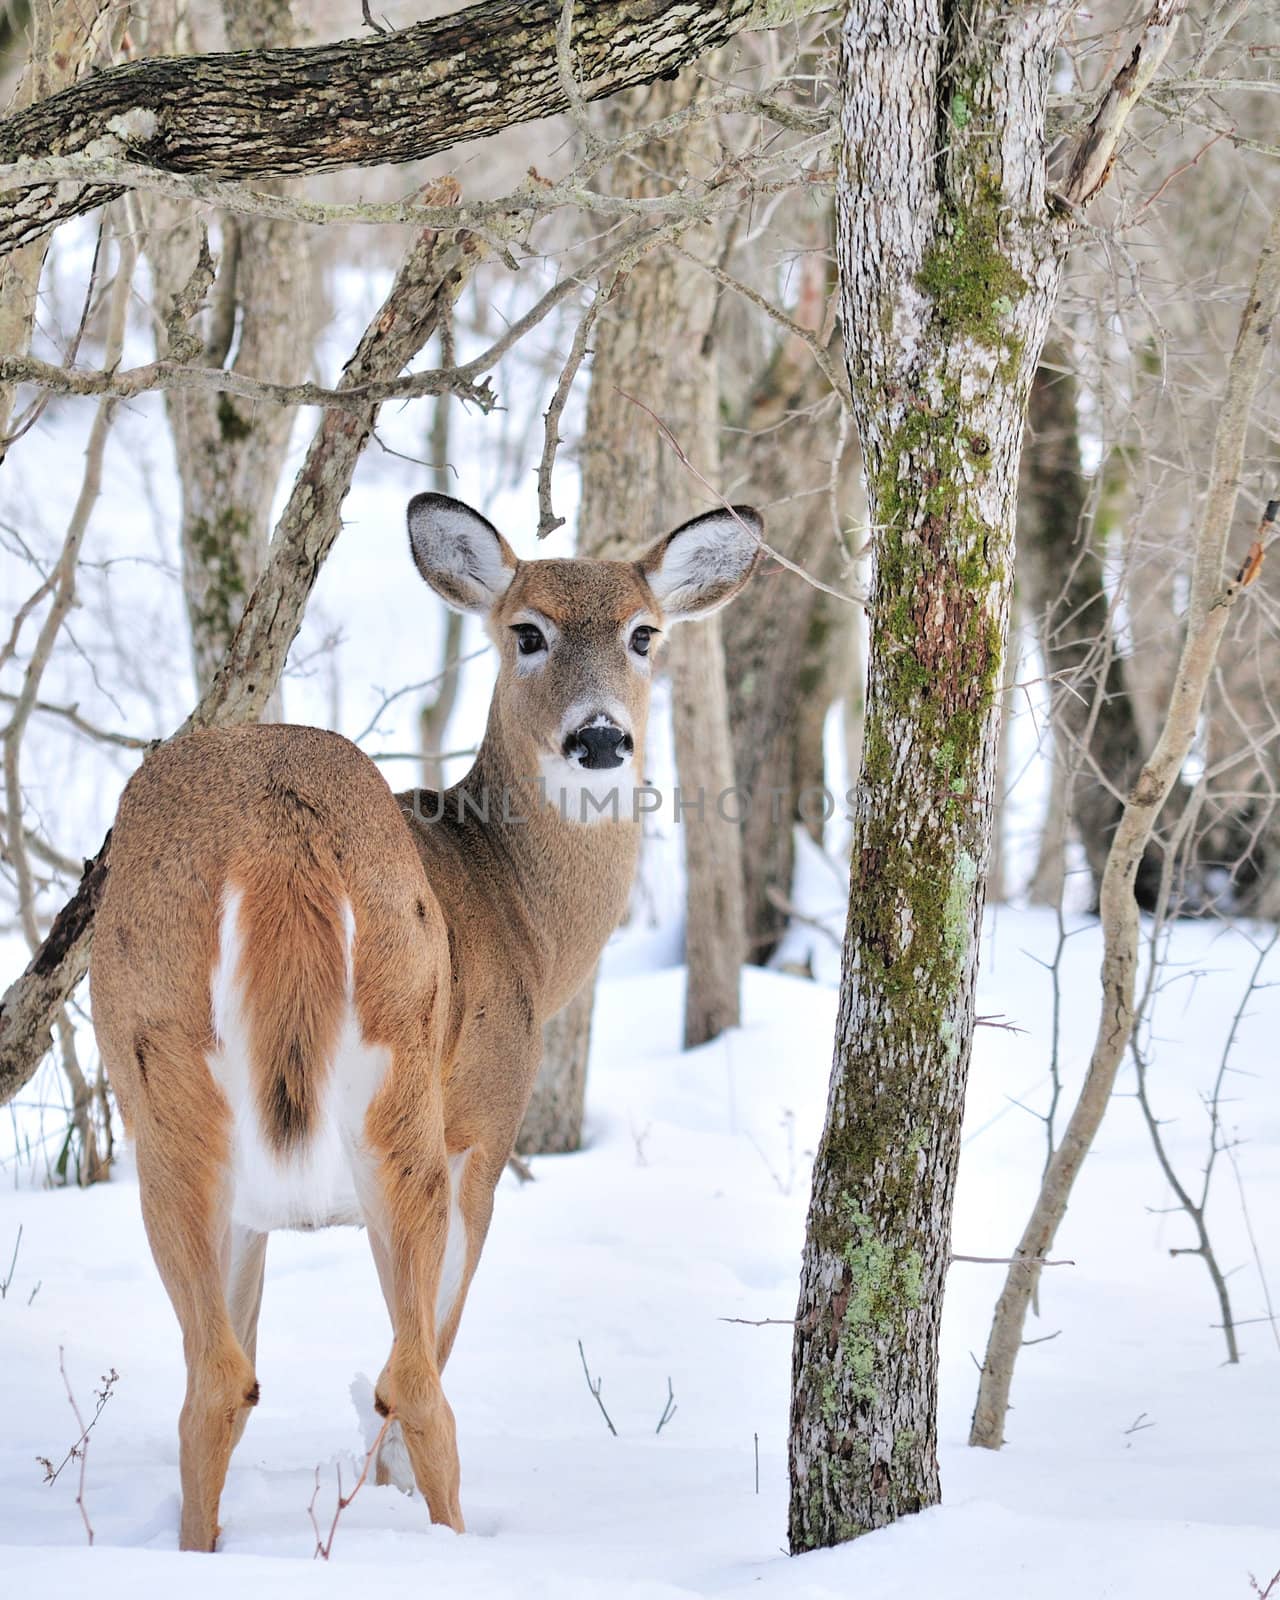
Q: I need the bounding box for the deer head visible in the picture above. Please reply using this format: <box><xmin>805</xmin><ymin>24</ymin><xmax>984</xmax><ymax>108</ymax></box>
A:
<box><xmin>408</xmin><ymin>494</ymin><xmax>763</xmax><ymax>820</ymax></box>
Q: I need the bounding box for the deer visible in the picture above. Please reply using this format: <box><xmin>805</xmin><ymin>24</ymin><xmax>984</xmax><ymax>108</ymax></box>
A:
<box><xmin>89</xmin><ymin>491</ymin><xmax>762</xmax><ymax>1551</ymax></box>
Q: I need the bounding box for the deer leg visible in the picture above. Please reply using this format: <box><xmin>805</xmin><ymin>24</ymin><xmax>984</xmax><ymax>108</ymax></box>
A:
<box><xmin>135</xmin><ymin>1127</ymin><xmax>257</xmax><ymax>1552</ymax></box>
<box><xmin>367</xmin><ymin>1145</ymin><xmax>487</xmax><ymax>1492</ymax></box>
<box><xmin>225</xmin><ymin>1226</ymin><xmax>267</xmax><ymax>1451</ymax></box>
<box><xmin>366</xmin><ymin>1146</ymin><xmax>464</xmax><ymax>1531</ymax></box>
<box><xmin>434</xmin><ymin>1148</ymin><xmax>496</xmax><ymax>1372</ymax></box>
<box><xmin>365</xmin><ymin>1226</ymin><xmax>413</xmax><ymax>1493</ymax></box>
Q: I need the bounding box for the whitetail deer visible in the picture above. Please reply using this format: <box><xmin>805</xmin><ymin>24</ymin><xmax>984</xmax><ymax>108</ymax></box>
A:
<box><xmin>90</xmin><ymin>492</ymin><xmax>761</xmax><ymax>1550</ymax></box>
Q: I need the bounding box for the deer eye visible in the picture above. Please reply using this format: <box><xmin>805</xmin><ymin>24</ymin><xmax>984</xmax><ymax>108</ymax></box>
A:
<box><xmin>630</xmin><ymin>626</ymin><xmax>655</xmax><ymax>657</ymax></box>
<box><xmin>512</xmin><ymin>624</ymin><xmax>547</xmax><ymax>657</ymax></box>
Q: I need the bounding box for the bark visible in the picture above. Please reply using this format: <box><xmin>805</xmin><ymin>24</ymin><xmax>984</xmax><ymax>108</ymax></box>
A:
<box><xmin>1027</xmin><ymin>754</ymin><xmax>1069</xmax><ymax>907</ymax></box>
<box><xmin>148</xmin><ymin>0</ymin><xmax>310</xmax><ymax>700</ymax></box>
<box><xmin>1017</xmin><ymin>353</ymin><xmax>1164</xmax><ymax>911</ymax></box>
<box><xmin>788</xmin><ymin>0</ymin><xmax>1066</xmax><ymax>1550</ymax></box>
<box><xmin>969</xmin><ymin>204</ymin><xmax>1280</xmax><ymax>1451</ymax></box>
<box><xmin>0</xmin><ymin>1</ymin><xmax>122</xmax><ymax>456</ymax></box>
<box><xmin>0</xmin><ymin>0</ymin><xmax>824</xmax><ymax>258</ymax></box>
<box><xmin>670</xmin><ymin>610</ymin><xmax>748</xmax><ymax>1046</ymax></box>
<box><xmin>0</xmin><ymin>205</ymin><xmax>483</xmax><ymax>1106</ymax></box>
<box><xmin>723</xmin><ymin>243</ymin><xmax>863</xmax><ymax>962</ymax></box>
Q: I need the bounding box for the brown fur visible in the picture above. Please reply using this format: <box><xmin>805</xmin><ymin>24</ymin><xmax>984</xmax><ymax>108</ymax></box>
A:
<box><xmin>233</xmin><ymin>801</ymin><xmax>348</xmax><ymax>1152</ymax></box>
<box><xmin>90</xmin><ymin>502</ymin><xmax>759</xmax><ymax>1551</ymax></box>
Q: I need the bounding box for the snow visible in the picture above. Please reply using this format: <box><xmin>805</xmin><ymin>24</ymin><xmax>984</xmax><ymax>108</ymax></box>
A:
<box><xmin>2</xmin><ymin>911</ymin><xmax>1278</xmax><ymax>1597</ymax></box>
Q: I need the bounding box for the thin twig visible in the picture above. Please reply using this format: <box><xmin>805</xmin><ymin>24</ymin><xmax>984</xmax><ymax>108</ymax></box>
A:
<box><xmin>0</xmin><ymin>117</ymin><xmax>834</xmax><ymax>247</ymax></box>
<box><xmin>616</xmin><ymin>388</ymin><xmax>865</xmax><ymax>608</ymax></box>
<box><xmin>951</xmin><ymin>1254</ymin><xmax>1074</xmax><ymax>1268</ymax></box>
<box><xmin>36</xmin><ymin>1348</ymin><xmax>119</xmax><ymax>1546</ymax></box>
<box><xmin>577</xmin><ymin>1340</ymin><xmax>618</xmax><ymax>1437</ymax></box>
<box><xmin>655</xmin><ymin>1377</ymin><xmax>677</xmax><ymax>1435</ymax></box>
<box><xmin>309</xmin><ymin>1412</ymin><xmax>393</xmax><ymax>1560</ymax></box>
<box><xmin>0</xmin><ymin>689</ymin><xmax>150</xmax><ymax>750</ymax></box>
<box><xmin>0</xmin><ymin>1223</ymin><xmax>20</xmax><ymax>1299</ymax></box>
<box><xmin>537</xmin><ymin>289</ymin><xmax>603</xmax><ymax>538</ymax></box>
<box><xmin>555</xmin><ymin>0</ymin><xmax>599</xmax><ymax>154</ymax></box>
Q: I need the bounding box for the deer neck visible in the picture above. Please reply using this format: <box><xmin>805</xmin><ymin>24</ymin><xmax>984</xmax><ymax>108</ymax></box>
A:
<box><xmin>403</xmin><ymin>706</ymin><xmax>641</xmax><ymax>1021</ymax></box>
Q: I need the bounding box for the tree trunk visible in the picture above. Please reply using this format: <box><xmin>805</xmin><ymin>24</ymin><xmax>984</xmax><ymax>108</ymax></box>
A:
<box><xmin>517</xmin><ymin>975</ymin><xmax>595</xmax><ymax>1156</ymax></box>
<box><xmin>0</xmin><ymin>0</ymin><xmax>825</xmax><ymax>256</ymax></box>
<box><xmin>723</xmin><ymin>238</ymin><xmax>863</xmax><ymax>962</ymax></box>
<box><xmin>147</xmin><ymin>0</ymin><xmax>309</xmax><ymax>701</ymax></box>
<box><xmin>788</xmin><ymin>0</ymin><xmax>1065</xmax><ymax>1550</ymax></box>
<box><xmin>1017</xmin><ymin>351</ymin><xmax>1164</xmax><ymax>910</ymax></box>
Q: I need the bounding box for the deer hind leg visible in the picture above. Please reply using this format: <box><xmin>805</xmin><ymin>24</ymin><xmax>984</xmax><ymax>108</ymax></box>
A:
<box><xmin>366</xmin><ymin>1146</ymin><xmax>476</xmax><ymax>1495</ymax></box>
<box><xmin>132</xmin><ymin>1048</ymin><xmax>258</xmax><ymax>1552</ymax></box>
<box><xmin>225</xmin><ymin>1226</ymin><xmax>268</xmax><ymax>1452</ymax></box>
<box><xmin>364</xmin><ymin>1108</ymin><xmax>464</xmax><ymax>1529</ymax></box>
<box><xmin>434</xmin><ymin>1147</ymin><xmax>496</xmax><ymax>1373</ymax></box>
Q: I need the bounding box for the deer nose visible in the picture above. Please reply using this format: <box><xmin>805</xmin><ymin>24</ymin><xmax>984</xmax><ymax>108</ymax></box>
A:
<box><xmin>564</xmin><ymin>722</ymin><xmax>633</xmax><ymax>770</ymax></box>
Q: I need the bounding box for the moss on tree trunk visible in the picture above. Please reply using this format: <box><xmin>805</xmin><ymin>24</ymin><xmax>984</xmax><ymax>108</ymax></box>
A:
<box><xmin>787</xmin><ymin>0</ymin><xmax>1067</xmax><ymax>1550</ymax></box>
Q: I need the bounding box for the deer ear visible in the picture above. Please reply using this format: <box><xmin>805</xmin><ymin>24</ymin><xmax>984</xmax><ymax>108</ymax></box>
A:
<box><xmin>640</xmin><ymin>506</ymin><xmax>763</xmax><ymax>621</ymax></box>
<box><xmin>408</xmin><ymin>493</ymin><xmax>517</xmax><ymax>614</ymax></box>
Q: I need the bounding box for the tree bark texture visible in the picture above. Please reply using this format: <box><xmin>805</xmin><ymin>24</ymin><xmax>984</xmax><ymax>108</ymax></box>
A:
<box><xmin>0</xmin><ymin>0</ymin><xmax>821</xmax><ymax>257</ymax></box>
<box><xmin>0</xmin><ymin>207</ymin><xmax>482</xmax><ymax>1106</ymax></box>
<box><xmin>148</xmin><ymin>0</ymin><xmax>311</xmax><ymax>701</ymax></box>
<box><xmin>1017</xmin><ymin>352</ymin><xmax>1165</xmax><ymax>910</ymax></box>
<box><xmin>969</xmin><ymin>203</ymin><xmax>1280</xmax><ymax>1452</ymax></box>
<box><xmin>0</xmin><ymin>1</ymin><xmax>122</xmax><ymax>454</ymax></box>
<box><xmin>723</xmin><ymin>240</ymin><xmax>863</xmax><ymax>963</ymax></box>
<box><xmin>788</xmin><ymin>0</ymin><xmax>1065</xmax><ymax>1551</ymax></box>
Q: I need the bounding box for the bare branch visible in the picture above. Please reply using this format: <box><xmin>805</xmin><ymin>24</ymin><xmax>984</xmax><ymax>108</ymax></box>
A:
<box><xmin>617</xmin><ymin>388</ymin><xmax>865</xmax><ymax>608</ymax></box>
<box><xmin>536</xmin><ymin>290</ymin><xmax>602</xmax><ymax>538</ymax></box>
<box><xmin>0</xmin><ymin>0</ymin><xmax>835</xmax><ymax>256</ymax></box>
<box><xmin>970</xmin><ymin>201</ymin><xmax>1280</xmax><ymax>1451</ymax></box>
<box><xmin>1056</xmin><ymin>0</ymin><xmax>1191</xmax><ymax>212</ymax></box>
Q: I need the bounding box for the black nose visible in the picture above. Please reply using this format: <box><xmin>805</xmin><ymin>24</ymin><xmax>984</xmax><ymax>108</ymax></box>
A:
<box><xmin>565</xmin><ymin>724</ymin><xmax>633</xmax><ymax>770</ymax></box>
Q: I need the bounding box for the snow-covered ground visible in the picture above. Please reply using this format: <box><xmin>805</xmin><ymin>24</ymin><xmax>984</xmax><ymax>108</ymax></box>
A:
<box><xmin>2</xmin><ymin>908</ymin><xmax>1278</xmax><ymax>1598</ymax></box>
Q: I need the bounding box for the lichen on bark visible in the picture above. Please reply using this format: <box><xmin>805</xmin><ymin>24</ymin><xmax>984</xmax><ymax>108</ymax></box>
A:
<box><xmin>788</xmin><ymin>0</ymin><xmax>1066</xmax><ymax>1554</ymax></box>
